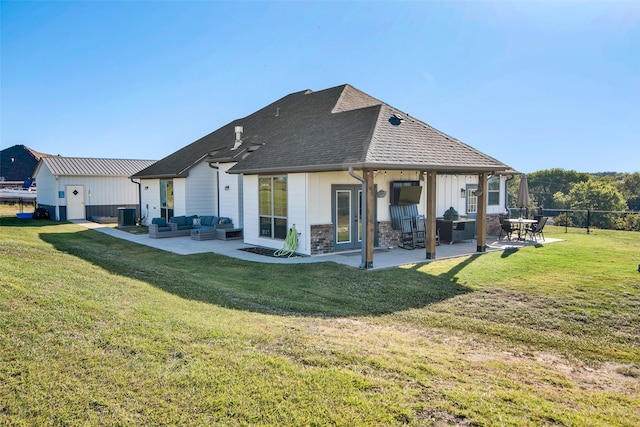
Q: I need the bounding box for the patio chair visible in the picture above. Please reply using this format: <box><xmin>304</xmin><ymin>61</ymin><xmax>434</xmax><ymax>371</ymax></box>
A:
<box><xmin>525</xmin><ymin>217</ymin><xmax>547</xmax><ymax>241</ymax></box>
<box><xmin>498</xmin><ymin>216</ymin><xmax>516</xmax><ymax>241</ymax></box>
<box><xmin>414</xmin><ymin>215</ymin><xmax>426</xmax><ymax>248</ymax></box>
<box><xmin>400</xmin><ymin>216</ymin><xmax>415</xmax><ymax>249</ymax></box>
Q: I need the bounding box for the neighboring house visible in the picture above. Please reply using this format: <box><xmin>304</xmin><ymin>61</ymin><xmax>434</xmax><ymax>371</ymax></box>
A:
<box><xmin>132</xmin><ymin>84</ymin><xmax>515</xmax><ymax>267</ymax></box>
<box><xmin>35</xmin><ymin>157</ymin><xmax>156</xmax><ymax>221</ymax></box>
<box><xmin>0</xmin><ymin>144</ymin><xmax>49</xmax><ymax>187</ymax></box>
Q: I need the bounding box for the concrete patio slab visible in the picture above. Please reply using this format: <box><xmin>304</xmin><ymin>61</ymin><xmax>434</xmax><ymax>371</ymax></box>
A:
<box><xmin>71</xmin><ymin>220</ymin><xmax>562</xmax><ymax>270</ymax></box>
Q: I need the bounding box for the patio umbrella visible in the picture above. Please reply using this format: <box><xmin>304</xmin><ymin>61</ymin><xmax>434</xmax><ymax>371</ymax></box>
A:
<box><xmin>516</xmin><ymin>173</ymin><xmax>530</xmax><ymax>217</ymax></box>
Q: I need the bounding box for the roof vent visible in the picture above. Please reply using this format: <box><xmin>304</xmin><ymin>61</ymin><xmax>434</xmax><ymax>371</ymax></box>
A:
<box><xmin>232</xmin><ymin>126</ymin><xmax>243</xmax><ymax>150</ymax></box>
<box><xmin>247</xmin><ymin>143</ymin><xmax>264</xmax><ymax>152</ymax></box>
<box><xmin>389</xmin><ymin>114</ymin><xmax>404</xmax><ymax>126</ymax></box>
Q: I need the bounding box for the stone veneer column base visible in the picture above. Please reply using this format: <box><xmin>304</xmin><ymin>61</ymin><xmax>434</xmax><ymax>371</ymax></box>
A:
<box><xmin>486</xmin><ymin>214</ymin><xmax>502</xmax><ymax>237</ymax></box>
<box><xmin>376</xmin><ymin>221</ymin><xmax>402</xmax><ymax>249</ymax></box>
<box><xmin>310</xmin><ymin>224</ymin><xmax>334</xmax><ymax>255</ymax></box>
<box><xmin>310</xmin><ymin>216</ymin><xmax>500</xmax><ymax>256</ymax></box>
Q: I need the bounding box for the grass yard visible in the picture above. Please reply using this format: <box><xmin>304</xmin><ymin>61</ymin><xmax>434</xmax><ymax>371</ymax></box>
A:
<box><xmin>1</xmin><ymin>217</ymin><xmax>639</xmax><ymax>426</ymax></box>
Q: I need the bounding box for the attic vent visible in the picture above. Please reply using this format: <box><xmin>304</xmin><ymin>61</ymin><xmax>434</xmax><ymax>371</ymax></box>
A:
<box><xmin>232</xmin><ymin>126</ymin><xmax>243</xmax><ymax>150</ymax></box>
<box><xmin>389</xmin><ymin>114</ymin><xmax>404</xmax><ymax>126</ymax></box>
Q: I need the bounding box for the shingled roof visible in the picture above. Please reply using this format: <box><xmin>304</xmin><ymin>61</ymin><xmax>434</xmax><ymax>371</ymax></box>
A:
<box><xmin>0</xmin><ymin>145</ymin><xmax>50</xmax><ymax>182</ymax></box>
<box><xmin>37</xmin><ymin>157</ymin><xmax>156</xmax><ymax>177</ymax></box>
<box><xmin>133</xmin><ymin>84</ymin><xmax>511</xmax><ymax>178</ymax></box>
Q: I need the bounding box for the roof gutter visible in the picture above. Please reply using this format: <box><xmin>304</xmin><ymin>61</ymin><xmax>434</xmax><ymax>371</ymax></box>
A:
<box><xmin>130</xmin><ymin>173</ymin><xmax>187</xmax><ymax>180</ymax></box>
<box><xmin>228</xmin><ymin>162</ymin><xmax>511</xmax><ymax>175</ymax></box>
<box><xmin>177</xmin><ymin>153</ymin><xmax>210</xmax><ymax>176</ymax></box>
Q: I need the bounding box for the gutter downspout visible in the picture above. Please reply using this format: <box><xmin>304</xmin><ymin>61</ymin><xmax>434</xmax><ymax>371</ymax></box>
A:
<box><xmin>348</xmin><ymin>167</ymin><xmax>367</xmax><ymax>269</ymax></box>
<box><xmin>55</xmin><ymin>176</ymin><xmax>60</xmax><ymax>221</ymax></box>
<box><xmin>504</xmin><ymin>174</ymin><xmax>515</xmax><ymax>217</ymax></box>
<box><xmin>130</xmin><ymin>178</ymin><xmax>142</xmax><ymax>224</ymax></box>
<box><xmin>208</xmin><ymin>162</ymin><xmax>221</xmax><ymax>216</ymax></box>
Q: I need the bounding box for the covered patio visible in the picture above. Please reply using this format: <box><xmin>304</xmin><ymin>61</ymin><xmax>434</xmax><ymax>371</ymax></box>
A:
<box><xmin>73</xmin><ymin>220</ymin><xmax>561</xmax><ymax>270</ymax></box>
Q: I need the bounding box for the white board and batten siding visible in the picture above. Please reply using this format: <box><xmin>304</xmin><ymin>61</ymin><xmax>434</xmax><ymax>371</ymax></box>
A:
<box><xmin>140</xmin><ymin>179</ymin><xmax>161</xmax><ymax>225</ymax></box>
<box><xmin>242</xmin><ymin>173</ymin><xmax>310</xmax><ymax>255</ymax></box>
<box><xmin>286</xmin><ymin>173</ymin><xmax>309</xmax><ymax>255</ymax></box>
<box><xmin>217</xmin><ymin>163</ymin><xmax>243</xmax><ymax>227</ymax></box>
<box><xmin>35</xmin><ymin>158</ymin><xmax>156</xmax><ymax>221</ymax></box>
<box><xmin>172</xmin><ymin>178</ymin><xmax>187</xmax><ymax>217</ymax></box>
<box><xmin>307</xmin><ymin>171</ymin><xmax>363</xmax><ymax>225</ymax></box>
<box><xmin>242</xmin><ymin>174</ymin><xmax>260</xmax><ymax>248</ymax></box>
<box><xmin>185</xmin><ymin>161</ymin><xmax>217</xmax><ymax>216</ymax></box>
<box><xmin>35</xmin><ymin>165</ymin><xmax>57</xmax><ymax>207</ymax></box>
<box><xmin>244</xmin><ymin>171</ymin><xmax>510</xmax><ymax>255</ymax></box>
<box><xmin>37</xmin><ymin>171</ymin><xmax>140</xmax><ymax>220</ymax></box>
<box><xmin>79</xmin><ymin>176</ymin><xmax>139</xmax><ymax>206</ymax></box>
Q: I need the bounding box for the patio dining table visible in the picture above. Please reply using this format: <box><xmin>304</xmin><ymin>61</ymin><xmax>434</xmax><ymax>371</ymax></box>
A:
<box><xmin>507</xmin><ymin>218</ymin><xmax>537</xmax><ymax>240</ymax></box>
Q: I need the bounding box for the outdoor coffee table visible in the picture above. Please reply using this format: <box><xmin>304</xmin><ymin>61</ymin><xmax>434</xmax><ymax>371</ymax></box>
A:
<box><xmin>190</xmin><ymin>228</ymin><xmax>217</xmax><ymax>241</ymax></box>
<box><xmin>216</xmin><ymin>228</ymin><xmax>243</xmax><ymax>240</ymax></box>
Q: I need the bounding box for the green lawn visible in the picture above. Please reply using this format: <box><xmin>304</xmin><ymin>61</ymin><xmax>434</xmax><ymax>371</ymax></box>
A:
<box><xmin>1</xmin><ymin>218</ymin><xmax>639</xmax><ymax>426</ymax></box>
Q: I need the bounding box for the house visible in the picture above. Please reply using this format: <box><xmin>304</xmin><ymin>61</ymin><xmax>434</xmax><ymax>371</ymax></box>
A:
<box><xmin>132</xmin><ymin>84</ymin><xmax>514</xmax><ymax>267</ymax></box>
<box><xmin>0</xmin><ymin>144</ymin><xmax>49</xmax><ymax>188</ymax></box>
<box><xmin>35</xmin><ymin>157</ymin><xmax>156</xmax><ymax>221</ymax></box>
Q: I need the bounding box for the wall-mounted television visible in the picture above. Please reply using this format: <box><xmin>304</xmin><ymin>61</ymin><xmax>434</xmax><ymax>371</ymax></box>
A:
<box><xmin>390</xmin><ymin>180</ymin><xmax>422</xmax><ymax>205</ymax></box>
<box><xmin>398</xmin><ymin>185</ymin><xmax>422</xmax><ymax>205</ymax></box>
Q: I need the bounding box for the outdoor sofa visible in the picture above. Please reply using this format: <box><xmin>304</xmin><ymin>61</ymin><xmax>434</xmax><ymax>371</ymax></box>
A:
<box><xmin>149</xmin><ymin>215</ymin><xmax>233</xmax><ymax>239</ymax></box>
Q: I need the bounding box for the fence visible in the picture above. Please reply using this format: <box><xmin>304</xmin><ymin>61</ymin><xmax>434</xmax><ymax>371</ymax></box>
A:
<box><xmin>509</xmin><ymin>207</ymin><xmax>640</xmax><ymax>232</ymax></box>
<box><xmin>0</xmin><ymin>198</ymin><xmax>37</xmax><ymax>214</ymax></box>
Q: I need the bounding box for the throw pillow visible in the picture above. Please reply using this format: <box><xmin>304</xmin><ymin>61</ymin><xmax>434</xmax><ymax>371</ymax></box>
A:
<box><xmin>193</xmin><ymin>218</ymin><xmax>201</xmax><ymax>226</ymax></box>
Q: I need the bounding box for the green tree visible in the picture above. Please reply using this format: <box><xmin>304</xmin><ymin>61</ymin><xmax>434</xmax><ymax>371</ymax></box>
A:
<box><xmin>553</xmin><ymin>180</ymin><xmax>627</xmax><ymax>229</ymax></box>
<box><xmin>528</xmin><ymin>169</ymin><xmax>590</xmax><ymax>209</ymax></box>
<box><xmin>615</xmin><ymin>172</ymin><xmax>640</xmax><ymax>211</ymax></box>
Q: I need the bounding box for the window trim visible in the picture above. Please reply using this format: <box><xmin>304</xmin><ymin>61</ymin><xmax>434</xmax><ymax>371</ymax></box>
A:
<box><xmin>258</xmin><ymin>175</ymin><xmax>288</xmax><ymax>240</ymax></box>
<box><xmin>487</xmin><ymin>176</ymin><xmax>500</xmax><ymax>206</ymax></box>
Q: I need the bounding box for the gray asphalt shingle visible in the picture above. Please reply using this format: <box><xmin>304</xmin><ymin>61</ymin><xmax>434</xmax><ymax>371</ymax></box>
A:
<box><xmin>133</xmin><ymin>84</ymin><xmax>511</xmax><ymax>178</ymax></box>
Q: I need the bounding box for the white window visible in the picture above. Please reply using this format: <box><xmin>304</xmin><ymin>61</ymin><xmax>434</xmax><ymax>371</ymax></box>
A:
<box><xmin>488</xmin><ymin>177</ymin><xmax>500</xmax><ymax>206</ymax></box>
<box><xmin>259</xmin><ymin>176</ymin><xmax>288</xmax><ymax>239</ymax></box>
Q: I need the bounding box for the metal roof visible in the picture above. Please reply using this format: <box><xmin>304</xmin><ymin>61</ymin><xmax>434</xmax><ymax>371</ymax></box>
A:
<box><xmin>38</xmin><ymin>157</ymin><xmax>156</xmax><ymax>177</ymax></box>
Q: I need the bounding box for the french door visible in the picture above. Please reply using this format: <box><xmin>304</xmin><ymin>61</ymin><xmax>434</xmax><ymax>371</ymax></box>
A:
<box><xmin>466</xmin><ymin>184</ymin><xmax>478</xmax><ymax>219</ymax></box>
<box><xmin>160</xmin><ymin>179</ymin><xmax>174</xmax><ymax>221</ymax></box>
<box><xmin>333</xmin><ymin>185</ymin><xmax>363</xmax><ymax>251</ymax></box>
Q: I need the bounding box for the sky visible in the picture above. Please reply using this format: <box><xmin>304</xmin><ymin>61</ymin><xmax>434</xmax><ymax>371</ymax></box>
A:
<box><xmin>1</xmin><ymin>0</ymin><xmax>639</xmax><ymax>174</ymax></box>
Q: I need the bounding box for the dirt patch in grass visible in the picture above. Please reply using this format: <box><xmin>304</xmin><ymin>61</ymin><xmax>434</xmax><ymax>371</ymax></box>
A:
<box><xmin>534</xmin><ymin>354</ymin><xmax>640</xmax><ymax>394</ymax></box>
<box><xmin>416</xmin><ymin>410</ymin><xmax>478</xmax><ymax>426</ymax></box>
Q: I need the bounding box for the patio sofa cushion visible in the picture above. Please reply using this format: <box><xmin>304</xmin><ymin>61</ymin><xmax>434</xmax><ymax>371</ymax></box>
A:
<box><xmin>198</xmin><ymin>215</ymin><xmax>219</xmax><ymax>227</ymax></box>
<box><xmin>151</xmin><ymin>217</ymin><xmax>172</xmax><ymax>232</ymax></box>
<box><xmin>149</xmin><ymin>217</ymin><xmax>174</xmax><ymax>238</ymax></box>
<box><xmin>170</xmin><ymin>215</ymin><xmax>198</xmax><ymax>230</ymax></box>
<box><xmin>151</xmin><ymin>215</ymin><xmax>235</xmax><ymax>239</ymax></box>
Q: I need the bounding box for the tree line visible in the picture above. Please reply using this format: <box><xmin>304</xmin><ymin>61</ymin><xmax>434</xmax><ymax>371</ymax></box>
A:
<box><xmin>508</xmin><ymin>169</ymin><xmax>640</xmax><ymax>231</ymax></box>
